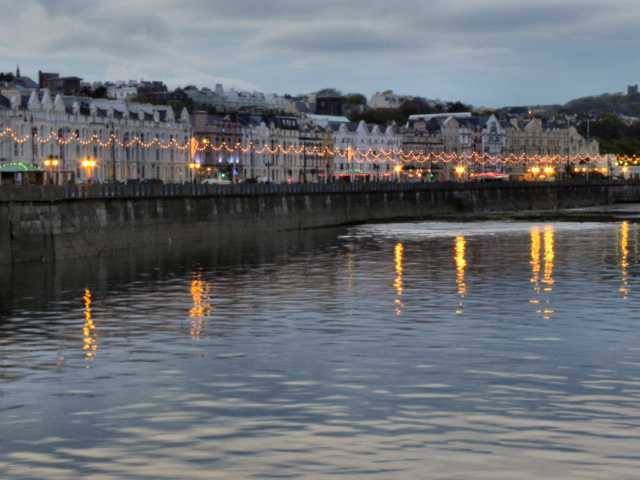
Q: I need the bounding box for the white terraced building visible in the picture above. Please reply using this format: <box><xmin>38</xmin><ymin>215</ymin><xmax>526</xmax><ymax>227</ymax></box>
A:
<box><xmin>0</xmin><ymin>88</ymin><xmax>191</xmax><ymax>185</ymax></box>
<box><xmin>329</xmin><ymin>121</ymin><xmax>403</xmax><ymax>180</ymax></box>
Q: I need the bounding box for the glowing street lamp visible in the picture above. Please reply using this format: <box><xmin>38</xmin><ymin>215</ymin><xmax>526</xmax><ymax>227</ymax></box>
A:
<box><xmin>190</xmin><ymin>162</ymin><xmax>201</xmax><ymax>183</ymax></box>
<box><xmin>530</xmin><ymin>166</ymin><xmax>540</xmax><ymax>180</ymax></box>
<box><xmin>44</xmin><ymin>157</ymin><xmax>58</xmax><ymax>185</ymax></box>
<box><xmin>82</xmin><ymin>158</ymin><xmax>96</xmax><ymax>184</ymax></box>
<box><xmin>455</xmin><ymin>165</ymin><xmax>465</xmax><ymax>181</ymax></box>
<box><xmin>394</xmin><ymin>164</ymin><xmax>402</xmax><ymax>182</ymax></box>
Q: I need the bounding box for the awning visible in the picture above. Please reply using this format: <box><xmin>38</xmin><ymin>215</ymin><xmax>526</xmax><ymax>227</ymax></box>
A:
<box><xmin>0</xmin><ymin>163</ymin><xmax>44</xmax><ymax>173</ymax></box>
<box><xmin>339</xmin><ymin>169</ymin><xmax>368</xmax><ymax>176</ymax></box>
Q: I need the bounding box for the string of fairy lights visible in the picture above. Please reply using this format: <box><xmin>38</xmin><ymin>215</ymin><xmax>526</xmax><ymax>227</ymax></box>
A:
<box><xmin>1</xmin><ymin>126</ymin><xmax>637</xmax><ymax>166</ymax></box>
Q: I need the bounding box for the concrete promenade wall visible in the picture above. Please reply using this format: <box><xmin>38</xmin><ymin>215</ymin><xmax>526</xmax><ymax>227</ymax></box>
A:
<box><xmin>1</xmin><ymin>180</ymin><xmax>639</xmax><ymax>263</ymax></box>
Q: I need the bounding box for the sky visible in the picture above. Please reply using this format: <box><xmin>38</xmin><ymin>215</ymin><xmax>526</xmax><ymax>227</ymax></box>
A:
<box><xmin>2</xmin><ymin>0</ymin><xmax>639</xmax><ymax>109</ymax></box>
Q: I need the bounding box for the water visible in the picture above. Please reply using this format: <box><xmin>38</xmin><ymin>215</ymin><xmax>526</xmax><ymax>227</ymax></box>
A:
<box><xmin>2</xmin><ymin>215</ymin><xmax>640</xmax><ymax>479</ymax></box>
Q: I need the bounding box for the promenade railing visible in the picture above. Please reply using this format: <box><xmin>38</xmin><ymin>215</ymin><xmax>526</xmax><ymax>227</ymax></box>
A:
<box><xmin>0</xmin><ymin>179</ymin><xmax>637</xmax><ymax>203</ymax></box>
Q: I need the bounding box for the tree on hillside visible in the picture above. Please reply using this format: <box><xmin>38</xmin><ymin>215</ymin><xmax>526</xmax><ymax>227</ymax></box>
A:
<box><xmin>448</xmin><ymin>101</ymin><xmax>470</xmax><ymax>113</ymax></box>
<box><xmin>345</xmin><ymin>93</ymin><xmax>367</xmax><ymax>105</ymax></box>
<box><xmin>398</xmin><ymin>98</ymin><xmax>439</xmax><ymax>118</ymax></box>
<box><xmin>0</xmin><ymin>72</ymin><xmax>15</xmax><ymax>82</ymax></box>
<box><xmin>92</xmin><ymin>86</ymin><xmax>108</xmax><ymax>98</ymax></box>
<box><xmin>128</xmin><ymin>93</ymin><xmax>152</xmax><ymax>104</ymax></box>
<box><xmin>612</xmin><ymin>137</ymin><xmax>640</xmax><ymax>156</ymax></box>
<box><xmin>79</xmin><ymin>85</ymin><xmax>108</xmax><ymax>99</ymax></box>
<box><xmin>577</xmin><ymin>114</ymin><xmax>640</xmax><ymax>155</ymax></box>
<box><xmin>583</xmin><ymin>114</ymin><xmax>626</xmax><ymax>140</ymax></box>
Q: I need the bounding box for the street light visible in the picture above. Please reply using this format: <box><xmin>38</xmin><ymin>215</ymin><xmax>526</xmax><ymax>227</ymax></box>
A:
<box><xmin>82</xmin><ymin>158</ymin><xmax>96</xmax><ymax>184</ymax></box>
<box><xmin>189</xmin><ymin>162</ymin><xmax>201</xmax><ymax>183</ymax></box>
<box><xmin>394</xmin><ymin>165</ymin><xmax>402</xmax><ymax>182</ymax></box>
<box><xmin>44</xmin><ymin>157</ymin><xmax>58</xmax><ymax>185</ymax></box>
<box><xmin>455</xmin><ymin>165</ymin><xmax>465</xmax><ymax>181</ymax></box>
<box><xmin>530</xmin><ymin>166</ymin><xmax>540</xmax><ymax>181</ymax></box>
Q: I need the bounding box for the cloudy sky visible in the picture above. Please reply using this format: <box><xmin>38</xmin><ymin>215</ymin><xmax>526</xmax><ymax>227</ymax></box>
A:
<box><xmin>2</xmin><ymin>0</ymin><xmax>639</xmax><ymax>108</ymax></box>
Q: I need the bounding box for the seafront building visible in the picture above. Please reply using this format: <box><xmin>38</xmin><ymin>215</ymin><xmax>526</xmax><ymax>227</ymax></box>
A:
<box><xmin>330</xmin><ymin>121</ymin><xmax>404</xmax><ymax>180</ymax></box>
<box><xmin>0</xmin><ymin>69</ymin><xmax>603</xmax><ymax>185</ymax></box>
<box><xmin>191</xmin><ymin>111</ymin><xmax>243</xmax><ymax>182</ymax></box>
<box><xmin>0</xmin><ymin>88</ymin><xmax>191</xmax><ymax>185</ymax></box>
<box><xmin>503</xmin><ymin>117</ymin><xmax>600</xmax><ymax>179</ymax></box>
<box><xmin>407</xmin><ymin>112</ymin><xmax>600</xmax><ymax>180</ymax></box>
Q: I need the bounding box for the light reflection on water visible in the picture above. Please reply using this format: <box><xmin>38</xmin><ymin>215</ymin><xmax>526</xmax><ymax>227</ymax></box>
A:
<box><xmin>1</xmin><ymin>221</ymin><xmax>640</xmax><ymax>478</ymax></box>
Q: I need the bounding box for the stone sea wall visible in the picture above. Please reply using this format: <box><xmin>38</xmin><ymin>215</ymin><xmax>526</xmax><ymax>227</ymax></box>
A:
<box><xmin>1</xmin><ymin>180</ymin><xmax>639</xmax><ymax>263</ymax></box>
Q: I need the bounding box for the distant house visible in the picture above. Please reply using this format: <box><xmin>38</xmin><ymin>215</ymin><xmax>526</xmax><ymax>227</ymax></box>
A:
<box><xmin>39</xmin><ymin>71</ymin><xmax>82</xmax><ymax>96</ymax></box>
<box><xmin>315</xmin><ymin>89</ymin><xmax>344</xmax><ymax>116</ymax></box>
<box><xmin>368</xmin><ymin>91</ymin><xmax>413</xmax><ymax>110</ymax></box>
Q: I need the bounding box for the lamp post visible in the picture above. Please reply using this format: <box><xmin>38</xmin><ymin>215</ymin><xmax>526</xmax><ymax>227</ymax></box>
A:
<box><xmin>544</xmin><ymin>166</ymin><xmax>554</xmax><ymax>180</ymax></box>
<box><xmin>44</xmin><ymin>157</ymin><xmax>58</xmax><ymax>185</ymax></box>
<box><xmin>249</xmin><ymin>134</ymin><xmax>254</xmax><ymax>180</ymax></box>
<box><xmin>300</xmin><ymin>126</ymin><xmax>310</xmax><ymax>184</ymax></box>
<box><xmin>455</xmin><ymin>165</ymin><xmax>465</xmax><ymax>182</ymax></box>
<box><xmin>302</xmin><ymin>139</ymin><xmax>307</xmax><ymax>184</ymax></box>
<box><xmin>189</xmin><ymin>162</ymin><xmax>200</xmax><ymax>183</ymax></box>
<box><xmin>111</xmin><ymin>123</ymin><xmax>116</xmax><ymax>183</ymax></box>
<box><xmin>82</xmin><ymin>158</ymin><xmax>96</xmax><ymax>184</ymax></box>
<box><xmin>530</xmin><ymin>166</ymin><xmax>540</xmax><ymax>181</ymax></box>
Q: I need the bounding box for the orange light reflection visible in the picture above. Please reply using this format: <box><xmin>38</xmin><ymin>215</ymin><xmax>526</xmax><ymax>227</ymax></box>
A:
<box><xmin>455</xmin><ymin>236</ymin><xmax>466</xmax><ymax>314</ymax></box>
<box><xmin>394</xmin><ymin>243</ymin><xmax>403</xmax><ymax>315</ymax></box>
<box><xmin>188</xmin><ymin>272</ymin><xmax>212</xmax><ymax>339</ymax></box>
<box><xmin>83</xmin><ymin>288</ymin><xmax>97</xmax><ymax>359</ymax></box>
<box><xmin>530</xmin><ymin>226</ymin><xmax>555</xmax><ymax>320</ymax></box>
<box><xmin>620</xmin><ymin>222</ymin><xmax>629</xmax><ymax>299</ymax></box>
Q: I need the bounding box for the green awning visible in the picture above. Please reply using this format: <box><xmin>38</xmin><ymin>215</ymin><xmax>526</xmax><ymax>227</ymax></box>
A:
<box><xmin>0</xmin><ymin>163</ymin><xmax>44</xmax><ymax>173</ymax></box>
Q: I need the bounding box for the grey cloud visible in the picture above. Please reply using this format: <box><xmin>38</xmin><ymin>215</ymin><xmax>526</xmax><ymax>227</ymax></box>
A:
<box><xmin>253</xmin><ymin>24</ymin><xmax>412</xmax><ymax>55</ymax></box>
<box><xmin>33</xmin><ymin>0</ymin><xmax>92</xmax><ymax>17</ymax></box>
<box><xmin>9</xmin><ymin>0</ymin><xmax>640</xmax><ymax>108</ymax></box>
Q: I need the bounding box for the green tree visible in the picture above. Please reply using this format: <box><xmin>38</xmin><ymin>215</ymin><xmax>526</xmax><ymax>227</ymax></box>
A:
<box><xmin>613</xmin><ymin>137</ymin><xmax>640</xmax><ymax>156</ymax></box>
<box><xmin>128</xmin><ymin>93</ymin><xmax>152</xmax><ymax>104</ymax></box>
<box><xmin>398</xmin><ymin>98</ymin><xmax>437</xmax><ymax>118</ymax></box>
<box><xmin>345</xmin><ymin>93</ymin><xmax>367</xmax><ymax>105</ymax></box>
<box><xmin>448</xmin><ymin>101</ymin><xmax>469</xmax><ymax>113</ymax></box>
<box><xmin>167</xmin><ymin>99</ymin><xmax>188</xmax><ymax>112</ymax></box>
<box><xmin>586</xmin><ymin>114</ymin><xmax>626</xmax><ymax>140</ymax></box>
<box><xmin>92</xmin><ymin>86</ymin><xmax>108</xmax><ymax>99</ymax></box>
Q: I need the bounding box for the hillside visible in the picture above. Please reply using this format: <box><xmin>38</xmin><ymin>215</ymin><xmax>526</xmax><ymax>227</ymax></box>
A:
<box><xmin>559</xmin><ymin>91</ymin><xmax>640</xmax><ymax>117</ymax></box>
